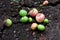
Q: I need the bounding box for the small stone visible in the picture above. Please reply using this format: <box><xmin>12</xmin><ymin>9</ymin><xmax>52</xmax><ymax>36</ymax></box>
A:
<box><xmin>32</xmin><ymin>32</ymin><xmax>36</xmax><ymax>36</ymax></box>
<box><xmin>13</xmin><ymin>31</ymin><xmax>16</xmax><ymax>33</ymax></box>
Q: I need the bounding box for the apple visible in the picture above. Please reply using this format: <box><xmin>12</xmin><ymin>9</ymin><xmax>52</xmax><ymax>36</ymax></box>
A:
<box><xmin>29</xmin><ymin>8</ymin><xmax>38</xmax><ymax>17</ymax></box>
<box><xmin>43</xmin><ymin>0</ymin><xmax>49</xmax><ymax>5</ymax></box>
<box><xmin>31</xmin><ymin>23</ymin><xmax>38</xmax><ymax>30</ymax></box>
<box><xmin>36</xmin><ymin>13</ymin><xmax>45</xmax><ymax>23</ymax></box>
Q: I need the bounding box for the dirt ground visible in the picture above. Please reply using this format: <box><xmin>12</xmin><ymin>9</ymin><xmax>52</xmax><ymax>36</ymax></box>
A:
<box><xmin>0</xmin><ymin>0</ymin><xmax>60</xmax><ymax>40</ymax></box>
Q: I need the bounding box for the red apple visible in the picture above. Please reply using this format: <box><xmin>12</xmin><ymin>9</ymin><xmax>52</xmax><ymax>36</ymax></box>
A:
<box><xmin>29</xmin><ymin>8</ymin><xmax>38</xmax><ymax>17</ymax></box>
<box><xmin>36</xmin><ymin>13</ymin><xmax>45</xmax><ymax>23</ymax></box>
<box><xmin>43</xmin><ymin>0</ymin><xmax>49</xmax><ymax>5</ymax></box>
